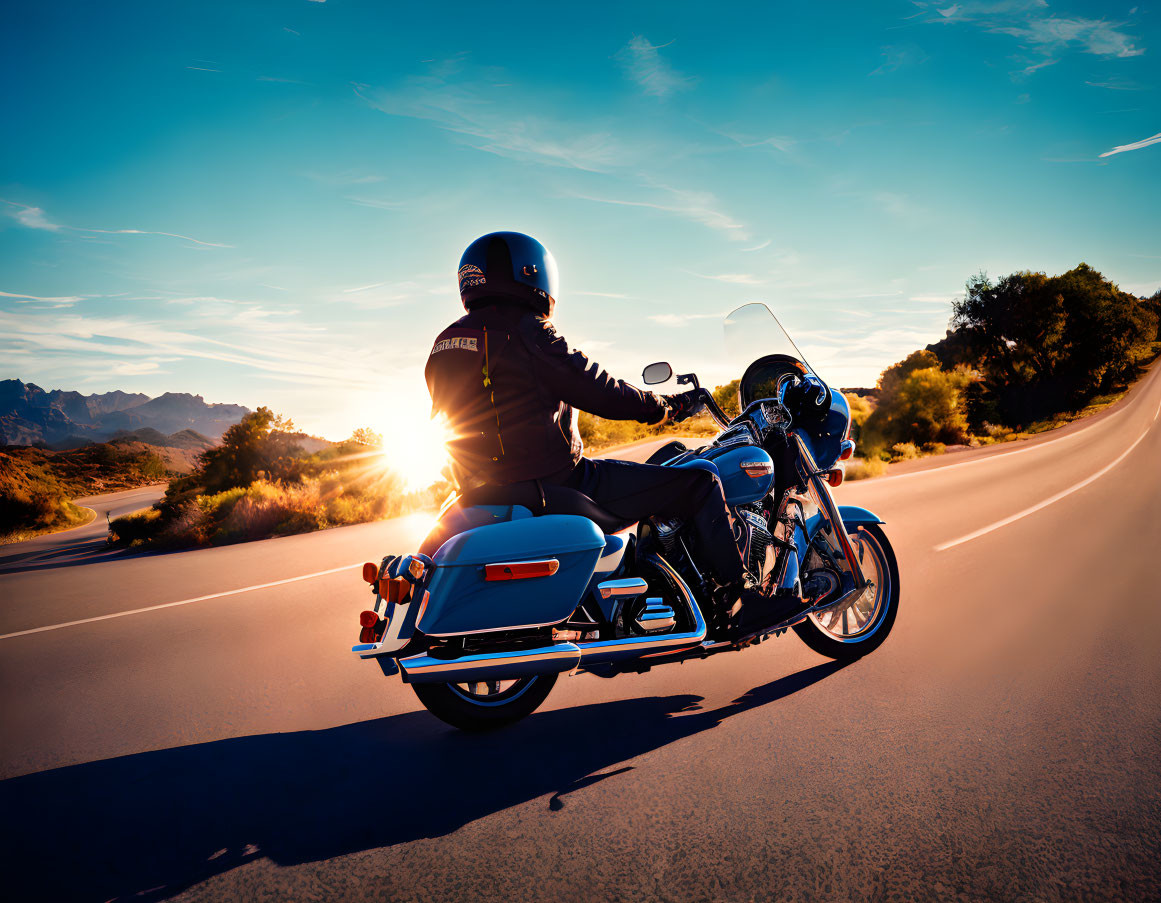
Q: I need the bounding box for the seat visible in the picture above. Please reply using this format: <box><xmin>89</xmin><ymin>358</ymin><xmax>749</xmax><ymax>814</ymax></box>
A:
<box><xmin>459</xmin><ymin>481</ymin><xmax>636</xmax><ymax>535</ymax></box>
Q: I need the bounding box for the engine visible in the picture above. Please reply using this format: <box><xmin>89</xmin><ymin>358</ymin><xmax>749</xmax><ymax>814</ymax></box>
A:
<box><xmin>734</xmin><ymin>504</ymin><xmax>774</xmax><ymax>580</ymax></box>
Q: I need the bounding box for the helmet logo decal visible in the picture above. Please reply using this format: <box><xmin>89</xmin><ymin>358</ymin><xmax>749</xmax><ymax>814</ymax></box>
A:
<box><xmin>458</xmin><ymin>263</ymin><xmax>486</xmax><ymax>291</ymax></box>
<box><xmin>522</xmin><ymin>264</ymin><xmax>538</xmax><ymax>276</ymax></box>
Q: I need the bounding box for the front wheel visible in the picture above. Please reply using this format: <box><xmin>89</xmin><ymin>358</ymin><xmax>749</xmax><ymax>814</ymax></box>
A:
<box><xmin>793</xmin><ymin>524</ymin><xmax>899</xmax><ymax>661</ymax></box>
<box><xmin>411</xmin><ymin>674</ymin><xmax>557</xmax><ymax>731</ymax></box>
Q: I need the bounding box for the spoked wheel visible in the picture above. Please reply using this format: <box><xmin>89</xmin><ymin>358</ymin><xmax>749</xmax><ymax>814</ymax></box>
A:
<box><xmin>411</xmin><ymin>674</ymin><xmax>558</xmax><ymax>731</ymax></box>
<box><xmin>793</xmin><ymin>523</ymin><xmax>899</xmax><ymax>660</ymax></box>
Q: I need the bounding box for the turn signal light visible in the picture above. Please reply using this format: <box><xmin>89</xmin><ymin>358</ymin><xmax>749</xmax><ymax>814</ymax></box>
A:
<box><xmin>362</xmin><ymin>562</ymin><xmax>378</xmax><ymax>584</ymax></box>
<box><xmin>378</xmin><ymin>576</ymin><xmax>412</xmax><ymax>604</ymax></box>
<box><xmin>838</xmin><ymin>440</ymin><xmax>855</xmax><ymax>461</ymax></box>
<box><xmin>484</xmin><ymin>559</ymin><xmax>561</xmax><ymax>581</ymax></box>
<box><xmin>359</xmin><ymin>610</ymin><xmax>380</xmax><ymax>628</ymax></box>
<box><xmin>825</xmin><ymin>468</ymin><xmax>844</xmax><ymax>488</ymax></box>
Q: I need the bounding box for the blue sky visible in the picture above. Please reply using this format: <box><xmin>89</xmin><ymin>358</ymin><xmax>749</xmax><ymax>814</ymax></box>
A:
<box><xmin>2</xmin><ymin>0</ymin><xmax>1158</xmax><ymax>439</ymax></box>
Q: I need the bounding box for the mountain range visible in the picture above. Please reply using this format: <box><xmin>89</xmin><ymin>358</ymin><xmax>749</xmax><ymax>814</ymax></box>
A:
<box><xmin>0</xmin><ymin>379</ymin><xmax>250</xmax><ymax>447</ymax></box>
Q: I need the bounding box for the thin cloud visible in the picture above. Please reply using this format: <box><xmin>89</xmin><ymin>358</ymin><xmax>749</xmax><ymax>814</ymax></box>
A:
<box><xmin>617</xmin><ymin>37</ymin><xmax>696</xmax><ymax>99</ymax></box>
<box><xmin>1099</xmin><ymin>132</ymin><xmax>1161</xmax><ymax>157</ymax></box>
<box><xmin>571</xmin><ymin>187</ymin><xmax>748</xmax><ymax>242</ymax></box>
<box><xmin>575</xmin><ymin>290</ymin><xmax>631</xmax><ymax>299</ymax></box>
<box><xmin>741</xmin><ymin>240</ymin><xmax>772</xmax><ymax>252</ymax></box>
<box><xmin>1</xmin><ymin>198</ymin><xmax>228</xmax><ymax>247</ymax></box>
<box><xmin>686</xmin><ymin>271</ymin><xmax>764</xmax><ymax>285</ymax></box>
<box><xmin>0</xmin><ymin>289</ymin><xmax>84</xmax><ymax>306</ymax></box>
<box><xmin>917</xmin><ymin>1</ymin><xmax>1145</xmax><ymax>66</ymax></box>
<box><xmin>648</xmin><ymin>312</ymin><xmax>724</xmax><ymax>327</ymax></box>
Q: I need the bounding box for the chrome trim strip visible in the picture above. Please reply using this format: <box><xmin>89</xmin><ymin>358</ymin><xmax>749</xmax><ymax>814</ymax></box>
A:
<box><xmin>597</xmin><ymin>577</ymin><xmax>648</xmax><ymax>599</ymax></box>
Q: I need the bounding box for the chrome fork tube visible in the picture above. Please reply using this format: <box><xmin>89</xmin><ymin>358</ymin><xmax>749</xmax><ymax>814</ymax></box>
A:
<box><xmin>794</xmin><ymin>433</ymin><xmax>866</xmax><ymax>589</ymax></box>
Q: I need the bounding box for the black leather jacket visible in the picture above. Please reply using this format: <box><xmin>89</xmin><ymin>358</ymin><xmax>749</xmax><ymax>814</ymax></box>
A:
<box><xmin>425</xmin><ymin>301</ymin><xmax>666</xmax><ymax>488</ymax></box>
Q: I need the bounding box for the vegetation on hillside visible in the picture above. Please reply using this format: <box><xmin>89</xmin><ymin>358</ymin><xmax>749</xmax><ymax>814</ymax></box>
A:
<box><xmin>848</xmin><ymin>265</ymin><xmax>1159</xmax><ymax>473</ymax></box>
<box><xmin>110</xmin><ymin>408</ymin><xmax>447</xmax><ymax>550</ymax></box>
<box><xmin>0</xmin><ymin>442</ymin><xmax>178</xmax><ymax>543</ymax></box>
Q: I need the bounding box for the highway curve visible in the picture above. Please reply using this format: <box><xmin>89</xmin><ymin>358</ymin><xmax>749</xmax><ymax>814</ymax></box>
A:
<box><xmin>1</xmin><ymin>361</ymin><xmax>1159</xmax><ymax>902</ymax></box>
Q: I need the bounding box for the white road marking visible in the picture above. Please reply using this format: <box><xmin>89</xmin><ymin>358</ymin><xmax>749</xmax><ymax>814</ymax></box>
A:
<box><xmin>935</xmin><ymin>427</ymin><xmax>1153</xmax><ymax>552</ymax></box>
<box><xmin>0</xmin><ymin>562</ymin><xmax>362</xmax><ymax>641</ymax></box>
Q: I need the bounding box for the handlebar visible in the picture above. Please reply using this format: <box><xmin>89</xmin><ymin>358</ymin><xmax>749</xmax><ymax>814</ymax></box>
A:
<box><xmin>695</xmin><ymin>388</ymin><xmax>731</xmax><ymax>429</ymax></box>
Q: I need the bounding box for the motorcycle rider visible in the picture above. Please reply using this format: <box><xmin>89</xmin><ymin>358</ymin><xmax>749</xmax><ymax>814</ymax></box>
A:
<box><xmin>424</xmin><ymin>231</ymin><xmax>802</xmax><ymax>637</ymax></box>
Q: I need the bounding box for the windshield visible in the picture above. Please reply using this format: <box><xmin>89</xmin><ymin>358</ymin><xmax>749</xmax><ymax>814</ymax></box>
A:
<box><xmin>723</xmin><ymin>303</ymin><xmax>816</xmax><ymax>377</ymax></box>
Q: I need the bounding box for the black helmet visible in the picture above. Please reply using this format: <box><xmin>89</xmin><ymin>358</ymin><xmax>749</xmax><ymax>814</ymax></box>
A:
<box><xmin>458</xmin><ymin>231</ymin><xmax>559</xmax><ymax>317</ymax></box>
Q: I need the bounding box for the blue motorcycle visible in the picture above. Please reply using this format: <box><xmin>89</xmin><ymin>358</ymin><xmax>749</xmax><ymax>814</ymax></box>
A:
<box><xmin>353</xmin><ymin>303</ymin><xmax>899</xmax><ymax>730</ymax></box>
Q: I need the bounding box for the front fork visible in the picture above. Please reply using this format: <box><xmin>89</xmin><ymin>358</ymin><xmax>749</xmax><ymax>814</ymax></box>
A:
<box><xmin>778</xmin><ymin>432</ymin><xmax>867</xmax><ymax>595</ymax></box>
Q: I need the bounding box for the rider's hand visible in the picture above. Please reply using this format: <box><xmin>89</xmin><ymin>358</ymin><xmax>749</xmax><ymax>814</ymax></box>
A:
<box><xmin>664</xmin><ymin>391</ymin><xmax>701</xmax><ymax>423</ymax></box>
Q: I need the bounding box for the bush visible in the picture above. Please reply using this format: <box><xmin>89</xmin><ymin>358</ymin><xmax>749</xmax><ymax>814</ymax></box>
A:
<box><xmin>860</xmin><ymin>351</ymin><xmax>976</xmax><ymax>457</ymax></box>
<box><xmin>844</xmin><ymin>457</ymin><xmax>888</xmax><ymax>480</ymax></box>
<box><xmin>108</xmin><ymin>509</ymin><xmax>160</xmax><ymax>546</ymax></box>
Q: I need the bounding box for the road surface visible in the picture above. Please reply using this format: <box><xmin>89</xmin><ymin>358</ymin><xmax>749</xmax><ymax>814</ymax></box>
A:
<box><xmin>0</xmin><ymin>483</ymin><xmax>166</xmax><ymax>574</ymax></box>
<box><xmin>1</xmin><ymin>363</ymin><xmax>1160</xmax><ymax>902</ymax></box>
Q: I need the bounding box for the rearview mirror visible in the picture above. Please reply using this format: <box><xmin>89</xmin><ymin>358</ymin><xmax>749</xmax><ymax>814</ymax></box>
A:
<box><xmin>642</xmin><ymin>362</ymin><xmax>673</xmax><ymax>385</ymax></box>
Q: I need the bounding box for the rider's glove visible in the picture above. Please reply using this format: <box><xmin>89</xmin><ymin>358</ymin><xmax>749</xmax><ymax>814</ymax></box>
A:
<box><xmin>664</xmin><ymin>391</ymin><xmax>701</xmax><ymax>423</ymax></box>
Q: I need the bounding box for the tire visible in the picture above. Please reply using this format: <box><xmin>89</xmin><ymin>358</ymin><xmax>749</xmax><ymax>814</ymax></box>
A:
<box><xmin>411</xmin><ymin>674</ymin><xmax>558</xmax><ymax>731</ymax></box>
<box><xmin>793</xmin><ymin>524</ymin><xmax>899</xmax><ymax>661</ymax></box>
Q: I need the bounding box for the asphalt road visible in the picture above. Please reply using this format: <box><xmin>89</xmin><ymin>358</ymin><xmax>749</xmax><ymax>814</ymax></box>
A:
<box><xmin>1</xmin><ymin>363</ymin><xmax>1160</xmax><ymax>902</ymax></box>
<box><xmin>0</xmin><ymin>484</ymin><xmax>166</xmax><ymax>574</ymax></box>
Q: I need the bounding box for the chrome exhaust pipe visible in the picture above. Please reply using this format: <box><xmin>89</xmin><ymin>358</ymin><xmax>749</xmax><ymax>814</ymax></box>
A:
<box><xmin>399</xmin><ymin>643</ymin><xmax>581</xmax><ymax>684</ymax></box>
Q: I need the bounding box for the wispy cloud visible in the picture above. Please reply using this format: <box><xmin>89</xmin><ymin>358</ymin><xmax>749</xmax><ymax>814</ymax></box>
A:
<box><xmin>741</xmin><ymin>240</ymin><xmax>772</xmax><ymax>252</ymax></box>
<box><xmin>1099</xmin><ymin>132</ymin><xmax>1161</xmax><ymax>157</ymax></box>
<box><xmin>575</xmin><ymin>290</ymin><xmax>632</xmax><ymax>299</ymax></box>
<box><xmin>870</xmin><ymin>44</ymin><xmax>929</xmax><ymax>75</ymax></box>
<box><xmin>358</xmin><ymin>73</ymin><xmax>625</xmax><ymax>173</ymax></box>
<box><xmin>1</xmin><ymin>198</ymin><xmax>229</xmax><ymax>247</ymax></box>
<box><xmin>571</xmin><ymin>185</ymin><xmax>749</xmax><ymax>241</ymax></box>
<box><xmin>648</xmin><ymin>311</ymin><xmax>724</xmax><ymax>327</ymax></box>
<box><xmin>917</xmin><ymin>1</ymin><xmax>1145</xmax><ymax>68</ymax></box>
<box><xmin>0</xmin><ymin>289</ymin><xmax>84</xmax><ymax>307</ymax></box>
<box><xmin>685</xmin><ymin>271</ymin><xmax>764</xmax><ymax>285</ymax></box>
<box><xmin>617</xmin><ymin>37</ymin><xmax>695</xmax><ymax>99</ymax></box>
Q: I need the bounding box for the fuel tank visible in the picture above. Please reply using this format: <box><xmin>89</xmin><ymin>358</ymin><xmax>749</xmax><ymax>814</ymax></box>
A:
<box><xmin>693</xmin><ymin>445</ymin><xmax>776</xmax><ymax>506</ymax></box>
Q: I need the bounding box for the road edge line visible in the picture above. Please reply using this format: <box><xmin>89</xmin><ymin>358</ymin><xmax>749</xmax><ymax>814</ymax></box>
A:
<box><xmin>0</xmin><ymin>562</ymin><xmax>362</xmax><ymax>641</ymax></box>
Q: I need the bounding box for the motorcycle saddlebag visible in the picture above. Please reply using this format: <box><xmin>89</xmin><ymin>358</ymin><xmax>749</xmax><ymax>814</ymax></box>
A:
<box><xmin>417</xmin><ymin>512</ymin><xmax>605</xmax><ymax>637</ymax></box>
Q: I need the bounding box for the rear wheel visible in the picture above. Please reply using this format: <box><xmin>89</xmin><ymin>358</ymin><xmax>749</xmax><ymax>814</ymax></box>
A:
<box><xmin>793</xmin><ymin>524</ymin><xmax>899</xmax><ymax>660</ymax></box>
<box><xmin>411</xmin><ymin>674</ymin><xmax>557</xmax><ymax>731</ymax></box>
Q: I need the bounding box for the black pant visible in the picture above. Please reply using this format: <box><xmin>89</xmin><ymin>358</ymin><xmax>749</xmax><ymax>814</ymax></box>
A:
<box><xmin>549</xmin><ymin>457</ymin><xmax>744</xmax><ymax>586</ymax></box>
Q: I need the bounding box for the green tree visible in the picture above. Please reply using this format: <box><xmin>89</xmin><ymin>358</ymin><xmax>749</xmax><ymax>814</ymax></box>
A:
<box><xmin>861</xmin><ymin>352</ymin><xmax>975</xmax><ymax>455</ymax></box>
<box><xmin>712</xmin><ymin>379</ymin><xmax>741</xmax><ymax>420</ymax></box>
<box><xmin>951</xmin><ymin>264</ymin><xmax>1157</xmax><ymax>422</ymax></box>
<box><xmin>195</xmin><ymin>407</ymin><xmax>303</xmax><ymax>493</ymax></box>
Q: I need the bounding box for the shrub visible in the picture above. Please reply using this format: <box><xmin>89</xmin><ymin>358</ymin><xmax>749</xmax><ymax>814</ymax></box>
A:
<box><xmin>108</xmin><ymin>509</ymin><xmax>160</xmax><ymax>546</ymax></box>
<box><xmin>844</xmin><ymin>457</ymin><xmax>888</xmax><ymax>480</ymax></box>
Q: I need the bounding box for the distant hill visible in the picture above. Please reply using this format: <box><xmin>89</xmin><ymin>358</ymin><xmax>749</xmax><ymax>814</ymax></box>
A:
<box><xmin>0</xmin><ymin>379</ymin><xmax>250</xmax><ymax>447</ymax></box>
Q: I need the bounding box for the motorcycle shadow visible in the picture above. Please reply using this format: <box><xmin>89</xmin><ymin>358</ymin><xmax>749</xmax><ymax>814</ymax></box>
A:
<box><xmin>0</xmin><ymin>659</ymin><xmax>848</xmax><ymax>902</ymax></box>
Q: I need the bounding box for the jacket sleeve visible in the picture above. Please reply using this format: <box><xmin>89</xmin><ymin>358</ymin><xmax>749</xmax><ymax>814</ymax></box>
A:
<box><xmin>517</xmin><ymin>316</ymin><xmax>667</xmax><ymax>423</ymax></box>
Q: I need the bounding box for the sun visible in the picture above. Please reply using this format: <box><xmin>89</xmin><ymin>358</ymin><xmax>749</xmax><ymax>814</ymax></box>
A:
<box><xmin>380</xmin><ymin>404</ymin><xmax>454</xmax><ymax>492</ymax></box>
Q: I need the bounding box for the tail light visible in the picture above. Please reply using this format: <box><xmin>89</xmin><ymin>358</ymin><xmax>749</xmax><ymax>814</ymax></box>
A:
<box><xmin>484</xmin><ymin>559</ymin><xmax>560</xmax><ymax>581</ymax></box>
<box><xmin>358</xmin><ymin>610</ymin><xmax>386</xmax><ymax>644</ymax></box>
<box><xmin>362</xmin><ymin>562</ymin><xmax>378</xmax><ymax>584</ymax></box>
<box><xmin>838</xmin><ymin>439</ymin><xmax>855</xmax><ymax>461</ymax></box>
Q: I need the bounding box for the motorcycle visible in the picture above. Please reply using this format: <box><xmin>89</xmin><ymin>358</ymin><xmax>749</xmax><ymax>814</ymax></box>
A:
<box><xmin>351</xmin><ymin>303</ymin><xmax>899</xmax><ymax>730</ymax></box>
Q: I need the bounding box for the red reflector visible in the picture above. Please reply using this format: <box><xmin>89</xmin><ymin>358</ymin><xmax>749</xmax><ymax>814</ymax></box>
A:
<box><xmin>826</xmin><ymin>468</ymin><xmax>844</xmax><ymax>488</ymax></box>
<box><xmin>362</xmin><ymin>562</ymin><xmax>378</xmax><ymax>584</ymax></box>
<box><xmin>359</xmin><ymin>610</ymin><xmax>379</xmax><ymax>628</ymax></box>
<box><xmin>484</xmin><ymin>559</ymin><xmax>561</xmax><ymax>581</ymax></box>
<box><xmin>379</xmin><ymin>577</ymin><xmax>411</xmax><ymax>603</ymax></box>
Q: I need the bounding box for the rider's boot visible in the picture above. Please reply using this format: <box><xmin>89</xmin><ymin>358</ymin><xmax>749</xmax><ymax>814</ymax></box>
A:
<box><xmin>712</xmin><ymin>578</ymin><xmax>808</xmax><ymax>641</ymax></box>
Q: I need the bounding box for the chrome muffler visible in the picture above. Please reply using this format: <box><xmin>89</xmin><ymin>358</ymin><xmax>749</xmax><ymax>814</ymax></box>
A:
<box><xmin>399</xmin><ymin>643</ymin><xmax>582</xmax><ymax>684</ymax></box>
